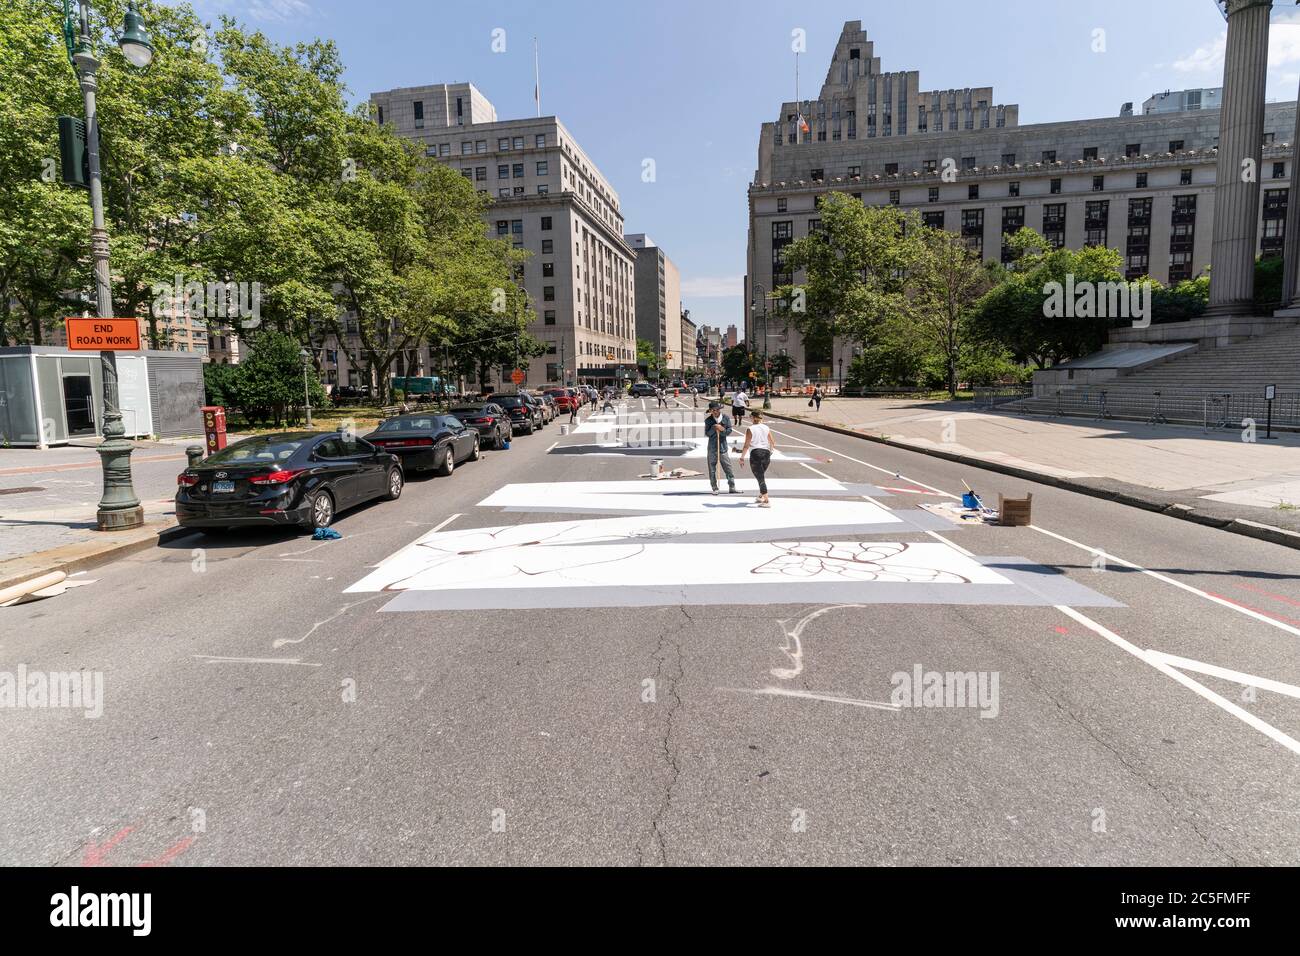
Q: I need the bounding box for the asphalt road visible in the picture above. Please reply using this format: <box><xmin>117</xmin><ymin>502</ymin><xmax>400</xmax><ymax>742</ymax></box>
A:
<box><xmin>2</xmin><ymin>397</ymin><xmax>1299</xmax><ymax>866</ymax></box>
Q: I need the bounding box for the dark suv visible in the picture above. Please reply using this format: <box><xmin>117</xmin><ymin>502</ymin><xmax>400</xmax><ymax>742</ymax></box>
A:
<box><xmin>494</xmin><ymin>395</ymin><xmax>543</xmax><ymax>434</ymax></box>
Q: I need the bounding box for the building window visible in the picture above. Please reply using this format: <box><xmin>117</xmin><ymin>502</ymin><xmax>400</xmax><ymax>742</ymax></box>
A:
<box><xmin>498</xmin><ymin>188</ymin><xmax>511</xmax><ymax>198</ymax></box>
<box><xmin>928</xmin><ymin>186</ymin><xmax>940</xmax><ymax>202</ymax></box>
<box><xmin>377</xmin><ymin>106</ymin><xmax>384</xmax><ymax>125</ymax></box>
<box><xmin>541</xmin><ymin>239</ymin><xmax>553</xmax><ymax>254</ymax></box>
<box><xmin>1008</xmin><ymin>181</ymin><xmax>1020</xmax><ymax>197</ymax></box>
<box><xmin>962</xmin><ymin>157</ymin><xmax>976</xmax><ymax>171</ymax></box>
<box><xmin>542</xmin><ymin>262</ymin><xmax>554</xmax><ymax>277</ymax></box>
<box><xmin>499</xmin><ymin>137</ymin><xmax>511</xmax><ymax>150</ymax></box>
<box><xmin>461</xmin><ymin>141</ymin><xmax>473</xmax><ymax>156</ymax></box>
<box><xmin>1169</xmin><ymin>140</ymin><xmax>1184</xmax><ymax>153</ymax></box>
<box><xmin>543</xmin><ymin>287</ymin><xmax>555</xmax><ymax>301</ymax></box>
<box><xmin>541</xmin><ymin>216</ymin><xmax>552</xmax><ymax>230</ymax></box>
<box><xmin>1085</xmin><ymin>200</ymin><xmax>1109</xmax><ymax>247</ymax></box>
<box><xmin>498</xmin><ymin>164</ymin><xmax>509</xmax><ymax>179</ymax></box>
<box><xmin>544</xmin><ymin>310</ymin><xmax>556</xmax><ymax>325</ymax></box>
<box><xmin>513</xmin><ymin>186</ymin><xmax>524</xmax><ymax>196</ymax></box>
<box><xmin>1263</xmin><ymin>188</ymin><xmax>1288</xmax><ymax>257</ymax></box>
<box><xmin>1092</xmin><ymin>175</ymin><xmax>1105</xmax><ymax>191</ymax></box>
<box><xmin>513</xmin><ymin>163</ymin><xmax>524</xmax><ymax>178</ymax></box>
<box><xmin>413</xmin><ymin>100</ymin><xmax>424</xmax><ymax>129</ymax></box>
<box><xmin>1180</xmin><ymin>168</ymin><xmax>1193</xmax><ymax>185</ymax></box>
<box><xmin>968</xmin><ymin>184</ymin><xmax>979</xmax><ymax>199</ymax></box>
<box><xmin>536</xmin><ymin>134</ymin><xmax>546</xmax><ymax>148</ymax></box>
<box><xmin>810</xmin><ymin>168</ymin><xmax>824</xmax><ymax>181</ymax></box>
<box><xmin>1136</xmin><ymin>172</ymin><xmax>1148</xmax><ymax>189</ymax></box>
<box><xmin>537</xmin><ymin>185</ymin><xmax>548</xmax><ymax>194</ymax></box>
<box><xmin>922</xmin><ymin>210</ymin><xmax>944</xmax><ymax>229</ymax></box>
<box><xmin>476</xmin><ymin>167</ymin><xmax>487</xmax><ymax>181</ymax></box>
<box><xmin>1002</xmin><ymin>153</ymin><xmax>1016</xmax><ymax>166</ymax></box>
<box><xmin>513</xmin><ymin>136</ymin><xmax>524</xmax><ymax>150</ymax></box>
<box><xmin>476</xmin><ymin>140</ymin><xmax>487</xmax><ymax>153</ymax></box>
<box><xmin>924</xmin><ymin>159</ymin><xmax>937</xmax><ymax>172</ymax></box>
<box><xmin>439</xmin><ymin>143</ymin><xmax>450</xmax><ymax>157</ymax></box>
<box><xmin>511</xmin><ymin>220</ymin><xmax>523</xmax><ymax>235</ymax></box>
<box><xmin>889</xmin><ymin>190</ymin><xmax>901</xmax><ymax>205</ymax></box>
<box><xmin>536</xmin><ymin>161</ymin><xmax>549</xmax><ymax>175</ymax></box>
<box><xmin>496</xmin><ymin>220</ymin><xmax>509</xmax><ymax>236</ymax></box>
<box><xmin>1083</xmin><ymin>147</ymin><xmax>1098</xmax><ymax>161</ymax></box>
<box><xmin>777</xmin><ymin>197</ymin><xmax>787</xmax><ymax>213</ymax></box>
<box><xmin>884</xmin><ymin>163</ymin><xmax>899</xmax><ymax>175</ymax></box>
<box><xmin>1274</xmin><ymin>161</ymin><xmax>1287</xmax><ymax>180</ymax></box>
<box><xmin>1050</xmin><ymin>178</ymin><xmax>1062</xmax><ymax>194</ymax></box>
<box><xmin>1042</xmin><ymin>150</ymin><xmax>1057</xmax><ymax>163</ymax></box>
<box><xmin>848</xmin><ymin>165</ymin><xmax>861</xmax><ymax>178</ymax></box>
<box><xmin>1043</xmin><ymin>203</ymin><xmax>1066</xmax><ymax>248</ymax></box>
<box><xmin>960</xmin><ymin>209</ymin><xmax>984</xmax><ymax>255</ymax></box>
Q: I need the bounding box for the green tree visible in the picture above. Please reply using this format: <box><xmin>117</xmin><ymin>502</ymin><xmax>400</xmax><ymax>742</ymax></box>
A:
<box><xmin>909</xmin><ymin>227</ymin><xmax>1000</xmax><ymax>397</ymax></box>
<box><xmin>233</xmin><ymin>330</ymin><xmax>328</xmax><ymax>426</ymax></box>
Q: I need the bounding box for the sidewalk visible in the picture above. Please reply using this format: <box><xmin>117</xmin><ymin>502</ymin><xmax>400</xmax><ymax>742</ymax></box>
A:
<box><xmin>765</xmin><ymin>396</ymin><xmax>1300</xmax><ymax>542</ymax></box>
<box><xmin>0</xmin><ymin>440</ymin><xmax>191</xmax><ymax>582</ymax></box>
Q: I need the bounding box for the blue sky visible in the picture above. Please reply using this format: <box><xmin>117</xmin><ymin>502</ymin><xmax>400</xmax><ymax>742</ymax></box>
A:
<box><xmin>176</xmin><ymin>0</ymin><xmax>1300</xmax><ymax>334</ymax></box>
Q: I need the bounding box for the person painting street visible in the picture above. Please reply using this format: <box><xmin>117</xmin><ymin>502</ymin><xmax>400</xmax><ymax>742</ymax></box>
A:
<box><xmin>656</xmin><ymin>385</ymin><xmax>668</xmax><ymax>408</ymax></box>
<box><xmin>703</xmin><ymin>400</ymin><xmax>736</xmax><ymax>496</ymax></box>
<box><xmin>739</xmin><ymin>409</ymin><xmax>776</xmax><ymax>507</ymax></box>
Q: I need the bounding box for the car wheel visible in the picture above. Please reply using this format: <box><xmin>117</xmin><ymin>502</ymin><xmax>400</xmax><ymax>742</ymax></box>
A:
<box><xmin>305</xmin><ymin>489</ymin><xmax>334</xmax><ymax>530</ymax></box>
<box><xmin>437</xmin><ymin>446</ymin><xmax>456</xmax><ymax>477</ymax></box>
<box><xmin>468</xmin><ymin>437</ymin><xmax>480</xmax><ymax>461</ymax></box>
<box><xmin>384</xmin><ymin>467</ymin><xmax>404</xmax><ymax>500</ymax></box>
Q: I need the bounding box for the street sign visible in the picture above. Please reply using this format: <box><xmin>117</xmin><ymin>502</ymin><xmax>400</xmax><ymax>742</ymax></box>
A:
<box><xmin>65</xmin><ymin>318</ymin><xmax>140</xmax><ymax>351</ymax></box>
<box><xmin>1266</xmin><ymin>384</ymin><xmax>1276</xmax><ymax>401</ymax></box>
<box><xmin>510</xmin><ymin>368</ymin><xmax>525</xmax><ymax>385</ymax></box>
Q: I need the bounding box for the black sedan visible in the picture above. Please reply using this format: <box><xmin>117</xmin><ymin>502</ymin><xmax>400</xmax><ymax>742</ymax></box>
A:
<box><xmin>494</xmin><ymin>395</ymin><xmax>542</xmax><ymax>434</ymax></box>
<box><xmin>449</xmin><ymin>403</ymin><xmax>512</xmax><ymax>449</ymax></box>
<box><xmin>364</xmin><ymin>414</ymin><xmax>479</xmax><ymax>476</ymax></box>
<box><xmin>630</xmin><ymin>382</ymin><xmax>657</xmax><ymax>397</ymax></box>
<box><xmin>176</xmin><ymin>432</ymin><xmax>402</xmax><ymax>533</ymax></box>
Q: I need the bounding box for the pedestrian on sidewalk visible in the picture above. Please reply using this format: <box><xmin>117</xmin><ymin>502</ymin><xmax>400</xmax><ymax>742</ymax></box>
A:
<box><xmin>739</xmin><ymin>409</ymin><xmax>776</xmax><ymax>507</ymax></box>
<box><xmin>813</xmin><ymin>386</ymin><xmax>823</xmax><ymax>412</ymax></box>
<box><xmin>703</xmin><ymin>400</ymin><xmax>736</xmax><ymax>496</ymax></box>
<box><xmin>569</xmin><ymin>395</ymin><xmax>578</xmax><ymax>426</ymax></box>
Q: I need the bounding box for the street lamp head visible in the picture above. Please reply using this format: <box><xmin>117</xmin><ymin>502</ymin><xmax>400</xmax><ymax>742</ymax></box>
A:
<box><xmin>118</xmin><ymin>2</ymin><xmax>154</xmax><ymax>68</ymax></box>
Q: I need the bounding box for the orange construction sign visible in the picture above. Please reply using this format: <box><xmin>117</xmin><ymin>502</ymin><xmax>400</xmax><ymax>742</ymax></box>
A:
<box><xmin>65</xmin><ymin>318</ymin><xmax>140</xmax><ymax>351</ymax></box>
<box><xmin>510</xmin><ymin>368</ymin><xmax>525</xmax><ymax>385</ymax></box>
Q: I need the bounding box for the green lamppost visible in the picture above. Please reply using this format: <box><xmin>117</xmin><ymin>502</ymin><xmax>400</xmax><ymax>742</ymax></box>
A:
<box><xmin>62</xmin><ymin>0</ymin><xmax>154</xmax><ymax>530</ymax></box>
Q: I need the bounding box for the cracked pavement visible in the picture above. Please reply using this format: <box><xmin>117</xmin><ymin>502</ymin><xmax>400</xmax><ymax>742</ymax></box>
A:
<box><xmin>2</xmin><ymin>403</ymin><xmax>1299</xmax><ymax>865</ymax></box>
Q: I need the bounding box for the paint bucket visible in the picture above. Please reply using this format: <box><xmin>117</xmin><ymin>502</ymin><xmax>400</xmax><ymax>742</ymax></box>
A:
<box><xmin>961</xmin><ymin>491</ymin><xmax>981</xmax><ymax>510</ymax></box>
<box><xmin>503</xmin><ymin>439</ymin><xmax>512</xmax><ymax>450</ymax></box>
<box><xmin>650</xmin><ymin>459</ymin><xmax>663</xmax><ymax>476</ymax></box>
<box><xmin>559</xmin><ymin>424</ymin><xmax>568</xmax><ymax>435</ymax></box>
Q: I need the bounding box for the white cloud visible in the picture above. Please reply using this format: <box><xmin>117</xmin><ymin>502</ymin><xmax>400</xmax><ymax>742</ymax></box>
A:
<box><xmin>1172</xmin><ymin>20</ymin><xmax>1300</xmax><ymax>75</ymax></box>
<box><xmin>682</xmin><ymin>276</ymin><xmax>743</xmax><ymax>299</ymax></box>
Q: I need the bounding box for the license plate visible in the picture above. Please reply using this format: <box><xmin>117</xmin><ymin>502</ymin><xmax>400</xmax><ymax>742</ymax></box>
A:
<box><xmin>212</xmin><ymin>480</ymin><xmax>235</xmax><ymax>494</ymax></box>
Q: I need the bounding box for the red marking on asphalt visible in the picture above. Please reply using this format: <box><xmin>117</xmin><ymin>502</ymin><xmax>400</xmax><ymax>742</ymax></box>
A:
<box><xmin>1205</xmin><ymin>591</ymin><xmax>1300</xmax><ymax>628</ymax></box>
<box><xmin>138</xmin><ymin>836</ymin><xmax>196</xmax><ymax>867</ymax></box>
<box><xmin>1236</xmin><ymin>582</ymin><xmax>1300</xmax><ymax>609</ymax></box>
<box><xmin>1053</xmin><ymin>627</ymin><xmax>1070</xmax><ymax>635</ymax></box>
<box><xmin>82</xmin><ymin>826</ymin><xmax>134</xmax><ymax>866</ymax></box>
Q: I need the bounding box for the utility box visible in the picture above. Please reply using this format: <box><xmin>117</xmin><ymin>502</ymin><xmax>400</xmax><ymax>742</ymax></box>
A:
<box><xmin>57</xmin><ymin>116</ymin><xmax>90</xmax><ymax>190</ymax></box>
<box><xmin>202</xmin><ymin>406</ymin><xmax>227</xmax><ymax>454</ymax></box>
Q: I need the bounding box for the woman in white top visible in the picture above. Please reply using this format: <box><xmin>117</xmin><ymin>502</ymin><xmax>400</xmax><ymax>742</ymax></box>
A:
<box><xmin>739</xmin><ymin>409</ymin><xmax>777</xmax><ymax>507</ymax></box>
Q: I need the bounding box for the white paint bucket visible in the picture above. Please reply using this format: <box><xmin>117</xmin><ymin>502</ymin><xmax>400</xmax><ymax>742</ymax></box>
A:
<box><xmin>650</xmin><ymin>459</ymin><xmax>663</xmax><ymax>476</ymax></box>
<box><xmin>559</xmin><ymin>424</ymin><xmax>568</xmax><ymax>435</ymax></box>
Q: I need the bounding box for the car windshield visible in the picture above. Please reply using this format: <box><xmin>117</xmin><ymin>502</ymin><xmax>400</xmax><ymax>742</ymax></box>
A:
<box><xmin>450</xmin><ymin>407</ymin><xmax>487</xmax><ymax>415</ymax></box>
<box><xmin>497</xmin><ymin>397</ymin><xmax>525</xmax><ymax>406</ymax></box>
<box><xmin>203</xmin><ymin>435</ymin><xmax>308</xmax><ymax>465</ymax></box>
<box><xmin>377</xmin><ymin>416</ymin><xmax>436</xmax><ymax>431</ymax></box>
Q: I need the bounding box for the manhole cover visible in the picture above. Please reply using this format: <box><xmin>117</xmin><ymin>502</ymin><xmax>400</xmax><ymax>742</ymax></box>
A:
<box><xmin>0</xmin><ymin>487</ymin><xmax>44</xmax><ymax>495</ymax></box>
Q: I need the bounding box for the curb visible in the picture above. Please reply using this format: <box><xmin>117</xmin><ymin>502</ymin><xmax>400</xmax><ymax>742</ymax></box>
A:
<box><xmin>0</xmin><ymin>519</ymin><xmax>198</xmax><ymax>594</ymax></box>
<box><xmin>755</xmin><ymin>406</ymin><xmax>1300</xmax><ymax>553</ymax></box>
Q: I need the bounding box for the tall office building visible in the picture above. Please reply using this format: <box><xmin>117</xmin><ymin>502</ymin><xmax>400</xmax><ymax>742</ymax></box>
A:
<box><xmin>746</xmin><ymin>20</ymin><xmax>1296</xmax><ymax>382</ymax></box>
<box><xmin>363</xmin><ymin>82</ymin><xmax>637</xmax><ymax>390</ymax></box>
<box><xmin>625</xmin><ymin>234</ymin><xmax>684</xmax><ymax>373</ymax></box>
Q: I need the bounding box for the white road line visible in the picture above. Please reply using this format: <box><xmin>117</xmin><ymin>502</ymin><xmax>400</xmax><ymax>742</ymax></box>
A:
<box><xmin>1033</xmin><ymin>524</ymin><xmax>1300</xmax><ymax>640</ymax></box>
<box><xmin>925</xmin><ymin>530</ymin><xmax>974</xmax><ymax>557</ymax></box>
<box><xmin>1145</xmin><ymin>651</ymin><xmax>1300</xmax><ymax>701</ymax></box>
<box><xmin>546</xmin><ymin>441</ymin><xmax>557</xmax><ymax>452</ymax></box>
<box><xmin>723</xmin><ymin>686</ymin><xmax>901</xmax><ymax>712</ymax></box>
<box><xmin>770</xmin><ymin>427</ymin><xmax>959</xmax><ymax>499</ymax></box>
<box><xmin>1056</xmin><ymin>605</ymin><xmax>1300</xmax><ymax>758</ymax></box>
<box><xmin>193</xmin><ymin>655</ymin><xmax>322</xmax><ymax>667</ymax></box>
<box><xmin>774</xmin><ymin>420</ymin><xmax>1300</xmax><ymax>642</ymax></box>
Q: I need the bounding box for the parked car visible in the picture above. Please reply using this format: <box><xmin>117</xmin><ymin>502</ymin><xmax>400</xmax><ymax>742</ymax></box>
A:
<box><xmin>495</xmin><ymin>394</ymin><xmax>541</xmax><ymax>434</ymax></box>
<box><xmin>630</xmin><ymin>382</ymin><xmax>657</xmax><ymax>397</ymax></box>
<box><xmin>176</xmin><ymin>432</ymin><xmax>402</xmax><ymax>533</ymax></box>
<box><xmin>449</xmin><ymin>403</ymin><xmax>512</xmax><ymax>449</ymax></box>
<box><xmin>521</xmin><ymin>390</ymin><xmax>553</xmax><ymax>424</ymax></box>
<box><xmin>364</xmin><ymin>413</ymin><xmax>480</xmax><ymax>476</ymax></box>
<box><xmin>331</xmin><ymin>385</ymin><xmax>373</xmax><ymax>405</ymax></box>
<box><xmin>547</xmin><ymin>387</ymin><xmax>582</xmax><ymax>412</ymax></box>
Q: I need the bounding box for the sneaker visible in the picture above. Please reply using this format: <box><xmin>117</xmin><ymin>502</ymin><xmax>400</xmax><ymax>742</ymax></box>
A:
<box><xmin>728</xmin><ymin>486</ymin><xmax>737</xmax><ymax>494</ymax></box>
<box><xmin>711</xmin><ymin>489</ymin><xmax>719</xmax><ymax>496</ymax></box>
<box><xmin>759</xmin><ymin>500</ymin><xmax>771</xmax><ymax>508</ymax></box>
